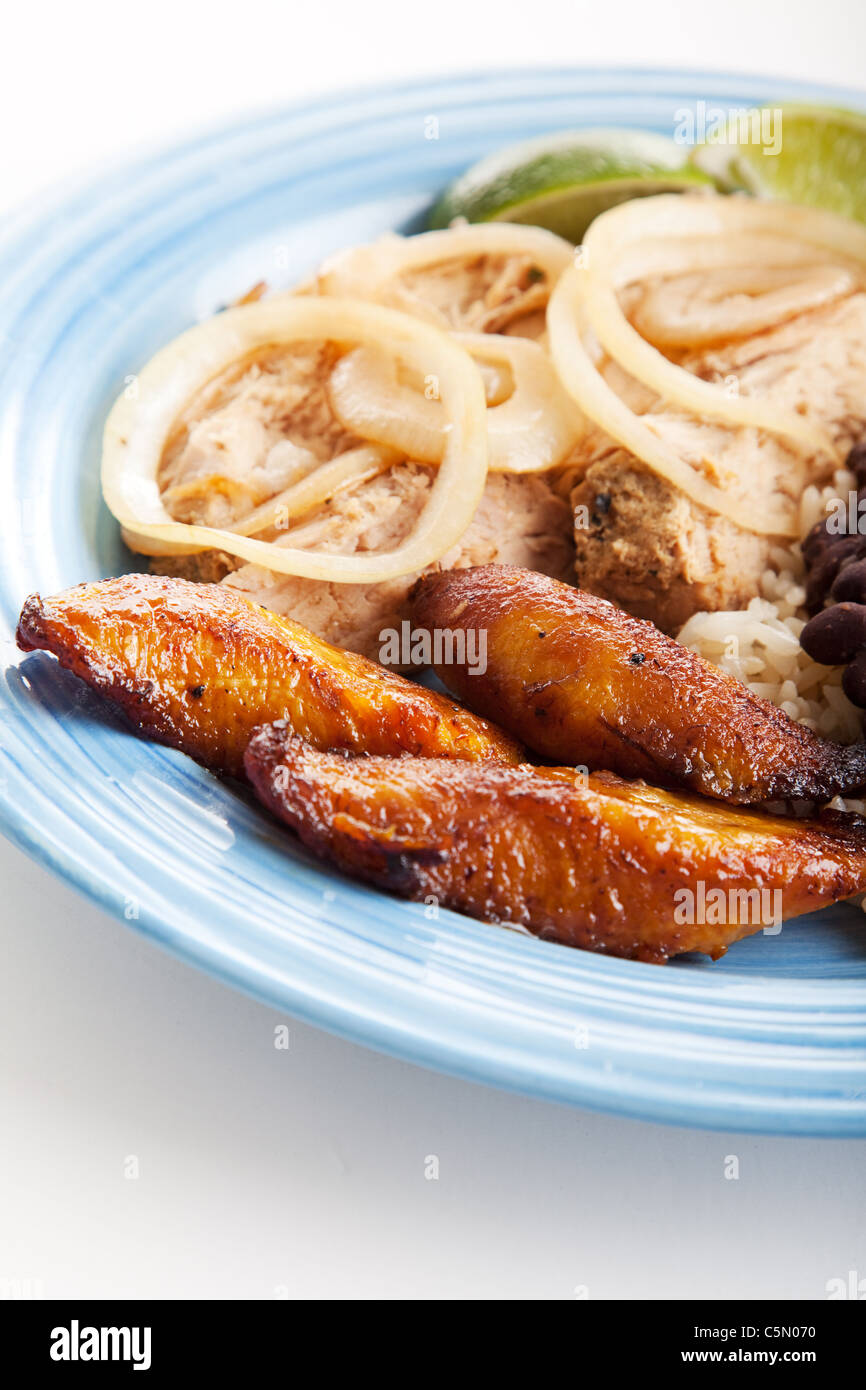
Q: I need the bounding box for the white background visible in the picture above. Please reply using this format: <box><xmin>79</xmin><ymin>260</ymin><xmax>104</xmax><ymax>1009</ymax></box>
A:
<box><xmin>2</xmin><ymin>0</ymin><xmax>866</xmax><ymax>1300</ymax></box>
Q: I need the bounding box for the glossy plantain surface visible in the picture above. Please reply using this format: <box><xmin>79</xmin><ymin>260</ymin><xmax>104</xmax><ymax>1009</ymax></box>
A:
<box><xmin>412</xmin><ymin>565</ymin><xmax>866</xmax><ymax>805</ymax></box>
<box><xmin>245</xmin><ymin>725</ymin><xmax>866</xmax><ymax>962</ymax></box>
<box><xmin>16</xmin><ymin>575</ymin><xmax>522</xmax><ymax>777</ymax></box>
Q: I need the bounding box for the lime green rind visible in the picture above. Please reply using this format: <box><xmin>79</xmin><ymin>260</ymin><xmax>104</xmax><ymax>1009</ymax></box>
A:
<box><xmin>689</xmin><ymin>102</ymin><xmax>866</xmax><ymax>221</ymax></box>
<box><xmin>431</xmin><ymin>168</ymin><xmax>711</xmax><ymax>225</ymax></box>
<box><xmin>465</xmin><ymin>173</ymin><xmax>710</xmax><ymax>242</ymax></box>
<box><xmin>429</xmin><ymin>127</ymin><xmax>710</xmax><ymax>235</ymax></box>
<box><xmin>767</xmin><ymin>101</ymin><xmax>866</xmax><ymax>128</ymax></box>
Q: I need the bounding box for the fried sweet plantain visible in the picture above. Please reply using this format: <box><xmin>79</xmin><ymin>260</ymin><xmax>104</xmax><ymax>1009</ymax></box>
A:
<box><xmin>245</xmin><ymin>725</ymin><xmax>866</xmax><ymax>962</ymax></box>
<box><xmin>412</xmin><ymin>564</ymin><xmax>866</xmax><ymax>805</ymax></box>
<box><xmin>16</xmin><ymin>575</ymin><xmax>522</xmax><ymax>777</ymax></box>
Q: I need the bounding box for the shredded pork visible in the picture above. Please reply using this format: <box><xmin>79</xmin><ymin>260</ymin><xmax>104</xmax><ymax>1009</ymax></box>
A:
<box><xmin>154</xmin><ymin>325</ymin><xmax>574</xmax><ymax>657</ymax></box>
<box><xmin>397</xmin><ymin>253</ymin><xmax>550</xmax><ymax>337</ymax></box>
<box><xmin>223</xmin><ymin>464</ymin><xmax>574</xmax><ymax>663</ymax></box>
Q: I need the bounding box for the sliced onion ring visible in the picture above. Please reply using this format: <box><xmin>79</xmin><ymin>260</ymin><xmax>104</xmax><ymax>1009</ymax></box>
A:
<box><xmin>580</xmin><ymin>272</ymin><xmax>836</xmax><ymax>455</ymax></box>
<box><xmin>328</xmin><ymin>346</ymin><xmax>443</xmax><ymax>463</ymax></box>
<box><xmin>588</xmin><ymin>192</ymin><xmax>866</xmax><ymax>271</ymax></box>
<box><xmin>103</xmin><ymin>296</ymin><xmax>488</xmax><ymax>582</ymax></box>
<box><xmin>602</xmin><ymin>231</ymin><xmax>848</xmax><ymax>288</ymax></box>
<box><xmin>576</xmin><ymin>194</ymin><xmax>866</xmax><ymax>458</ymax></box>
<box><xmin>633</xmin><ymin>264</ymin><xmax>857</xmax><ymax>348</ymax></box>
<box><xmin>316</xmin><ymin>223</ymin><xmax>574</xmax><ymax>326</ymax></box>
<box><xmin>225</xmin><ymin>443</ymin><xmax>400</xmax><ymax>538</ymax></box>
<box><xmin>329</xmin><ymin>332</ymin><xmax>585</xmax><ymax>472</ymax></box>
<box><xmin>547</xmin><ymin>271</ymin><xmax>800</xmax><ymax>536</ymax></box>
<box><xmin>457</xmin><ymin>333</ymin><xmax>585</xmax><ymax>472</ymax></box>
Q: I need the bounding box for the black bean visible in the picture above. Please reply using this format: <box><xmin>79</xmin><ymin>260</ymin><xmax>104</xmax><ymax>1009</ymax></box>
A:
<box><xmin>800</xmin><ymin>602</ymin><xmax>866</xmax><ymax>665</ymax></box>
<box><xmin>802</xmin><ymin>515</ymin><xmax>840</xmax><ymax>570</ymax></box>
<box><xmin>801</xmin><ymin>437</ymin><xmax>866</xmax><ymax>615</ymax></box>
<box><xmin>805</xmin><ymin>536</ymin><xmax>866</xmax><ymax>614</ymax></box>
<box><xmin>831</xmin><ymin>558</ymin><xmax>866</xmax><ymax>604</ymax></box>
<box><xmin>848</xmin><ymin>441</ymin><xmax>866</xmax><ymax>493</ymax></box>
<box><xmin>843</xmin><ymin>648</ymin><xmax>866</xmax><ymax>707</ymax></box>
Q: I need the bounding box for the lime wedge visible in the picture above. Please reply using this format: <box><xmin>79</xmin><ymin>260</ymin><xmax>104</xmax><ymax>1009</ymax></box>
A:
<box><xmin>691</xmin><ymin>104</ymin><xmax>866</xmax><ymax>222</ymax></box>
<box><xmin>430</xmin><ymin>128</ymin><xmax>712</xmax><ymax>240</ymax></box>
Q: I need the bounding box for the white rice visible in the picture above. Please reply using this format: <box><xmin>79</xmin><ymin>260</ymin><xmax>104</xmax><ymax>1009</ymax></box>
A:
<box><xmin>676</xmin><ymin>468</ymin><xmax>862</xmax><ymax>747</ymax></box>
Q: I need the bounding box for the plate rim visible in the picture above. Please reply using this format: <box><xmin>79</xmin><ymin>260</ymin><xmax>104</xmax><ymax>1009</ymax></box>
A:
<box><xmin>2</xmin><ymin>64</ymin><xmax>866</xmax><ymax>1136</ymax></box>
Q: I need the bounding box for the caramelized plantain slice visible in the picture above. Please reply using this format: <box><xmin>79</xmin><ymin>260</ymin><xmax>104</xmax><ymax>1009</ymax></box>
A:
<box><xmin>411</xmin><ymin>564</ymin><xmax>866</xmax><ymax>805</ymax></box>
<box><xmin>245</xmin><ymin>724</ymin><xmax>866</xmax><ymax>963</ymax></box>
<box><xmin>16</xmin><ymin>575</ymin><xmax>523</xmax><ymax>777</ymax></box>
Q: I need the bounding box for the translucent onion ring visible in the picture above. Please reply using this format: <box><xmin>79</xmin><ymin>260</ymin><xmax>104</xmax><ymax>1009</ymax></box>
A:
<box><xmin>581</xmin><ymin>271</ymin><xmax>836</xmax><ymax>454</ymax></box>
<box><xmin>102</xmin><ymin>296</ymin><xmax>488</xmax><ymax>583</ymax></box>
<box><xmin>547</xmin><ymin>269</ymin><xmax>800</xmax><ymax>536</ymax></box>
<box><xmin>316</xmin><ymin>223</ymin><xmax>574</xmax><ymax>326</ymax></box>
<box><xmin>588</xmin><ymin>192</ymin><xmax>866</xmax><ymax>269</ymax></box>
<box><xmin>577</xmin><ymin>194</ymin><xmax>866</xmax><ymax>457</ymax></box>
<box><xmin>457</xmin><ymin>332</ymin><xmax>585</xmax><ymax>472</ymax></box>
<box><xmin>328</xmin><ymin>347</ymin><xmax>443</xmax><ymax>463</ymax></box>
<box><xmin>225</xmin><ymin>444</ymin><xmax>401</xmax><ymax>538</ymax></box>
<box><xmin>328</xmin><ymin>332</ymin><xmax>585</xmax><ymax>473</ymax></box>
<box><xmin>633</xmin><ymin>263</ymin><xmax>857</xmax><ymax>349</ymax></box>
<box><xmin>602</xmin><ymin>231</ymin><xmax>848</xmax><ymax>289</ymax></box>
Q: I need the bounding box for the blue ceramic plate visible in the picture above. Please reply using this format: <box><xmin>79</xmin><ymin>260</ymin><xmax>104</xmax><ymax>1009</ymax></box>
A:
<box><xmin>2</xmin><ymin>68</ymin><xmax>866</xmax><ymax>1135</ymax></box>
